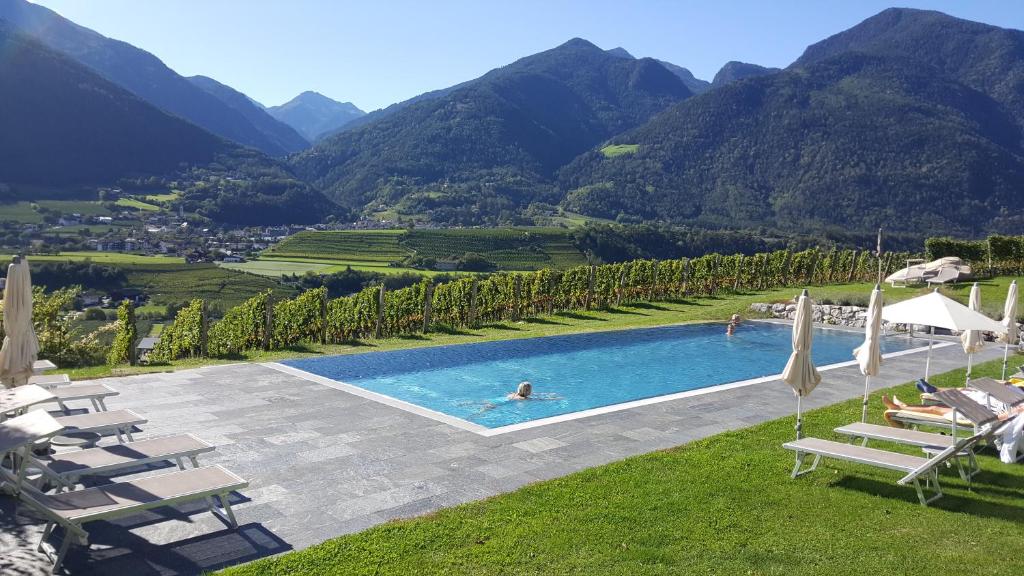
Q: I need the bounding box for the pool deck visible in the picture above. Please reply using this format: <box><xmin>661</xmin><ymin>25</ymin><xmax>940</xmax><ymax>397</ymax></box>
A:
<box><xmin>1</xmin><ymin>337</ymin><xmax>1007</xmax><ymax>575</ymax></box>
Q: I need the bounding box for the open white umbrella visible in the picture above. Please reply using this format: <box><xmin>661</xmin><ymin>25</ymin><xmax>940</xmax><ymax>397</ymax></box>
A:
<box><xmin>961</xmin><ymin>283</ymin><xmax>984</xmax><ymax>384</ymax></box>
<box><xmin>881</xmin><ymin>289</ymin><xmax>1005</xmax><ymax>381</ymax></box>
<box><xmin>1002</xmin><ymin>280</ymin><xmax>1018</xmax><ymax>381</ymax></box>
<box><xmin>782</xmin><ymin>289</ymin><xmax>821</xmax><ymax>439</ymax></box>
<box><xmin>853</xmin><ymin>284</ymin><xmax>883</xmax><ymax>422</ymax></box>
<box><xmin>0</xmin><ymin>257</ymin><xmax>39</xmax><ymax>388</ymax></box>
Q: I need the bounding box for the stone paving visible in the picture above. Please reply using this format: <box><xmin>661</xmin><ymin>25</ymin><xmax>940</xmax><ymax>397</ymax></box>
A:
<box><xmin>0</xmin><ymin>335</ymin><xmax>1006</xmax><ymax>575</ymax></box>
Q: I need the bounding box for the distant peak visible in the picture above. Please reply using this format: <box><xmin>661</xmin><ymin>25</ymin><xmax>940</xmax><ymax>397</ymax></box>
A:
<box><xmin>607</xmin><ymin>47</ymin><xmax>635</xmax><ymax>59</ymax></box>
<box><xmin>560</xmin><ymin>37</ymin><xmax>601</xmax><ymax>51</ymax></box>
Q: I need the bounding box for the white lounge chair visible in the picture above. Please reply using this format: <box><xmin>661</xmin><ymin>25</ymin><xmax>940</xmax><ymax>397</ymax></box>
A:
<box><xmin>48</xmin><ymin>384</ymin><xmax>119</xmax><ymax>413</ymax></box>
<box><xmin>784</xmin><ymin>426</ymin><xmax>994</xmax><ymax>506</ymax></box>
<box><xmin>52</xmin><ymin>409</ymin><xmax>147</xmax><ymax>443</ymax></box>
<box><xmin>0</xmin><ymin>411</ymin><xmax>247</xmax><ymax>574</ymax></box>
<box><xmin>834</xmin><ymin>422</ymin><xmax>978</xmax><ymax>480</ymax></box>
<box><xmin>0</xmin><ymin>411</ymin><xmax>215</xmax><ymax>491</ymax></box>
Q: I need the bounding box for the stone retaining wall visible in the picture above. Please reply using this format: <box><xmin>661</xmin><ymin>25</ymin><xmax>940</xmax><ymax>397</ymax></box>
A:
<box><xmin>749</xmin><ymin>302</ymin><xmax>867</xmax><ymax>327</ymax></box>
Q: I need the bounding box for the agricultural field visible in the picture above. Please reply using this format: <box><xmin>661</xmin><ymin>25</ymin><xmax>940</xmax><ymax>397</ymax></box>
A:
<box><xmin>9</xmin><ymin>252</ymin><xmax>184</xmax><ymax>264</ymax></box>
<box><xmin>122</xmin><ymin>263</ymin><xmax>294</xmax><ymax>313</ymax></box>
<box><xmin>218</xmin><ymin>259</ymin><xmax>339</xmax><ymax>277</ymax></box>
<box><xmin>143</xmin><ymin>191</ymin><xmax>182</xmax><ymax>203</ymax></box>
<box><xmin>115</xmin><ymin>197</ymin><xmax>160</xmax><ymax>211</ymax></box>
<box><xmin>264</xmin><ymin>228</ymin><xmax>588</xmax><ymax>271</ymax></box>
<box><xmin>264</xmin><ymin>229</ymin><xmax>409</xmax><ymax>265</ymax></box>
<box><xmin>0</xmin><ymin>200</ymin><xmax>112</xmax><ymax>223</ymax></box>
<box><xmin>600</xmin><ymin>143</ymin><xmax>639</xmax><ymax>157</ymax></box>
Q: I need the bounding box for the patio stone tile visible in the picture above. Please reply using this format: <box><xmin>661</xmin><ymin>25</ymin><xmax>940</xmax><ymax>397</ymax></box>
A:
<box><xmin>511</xmin><ymin>436</ymin><xmax>568</xmax><ymax>453</ymax></box>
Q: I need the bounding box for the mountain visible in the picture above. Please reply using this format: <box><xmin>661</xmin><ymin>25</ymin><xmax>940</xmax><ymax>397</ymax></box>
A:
<box><xmin>711</xmin><ymin>61</ymin><xmax>781</xmax><ymax>87</ymax></box>
<box><xmin>189</xmin><ymin>76</ymin><xmax>309</xmax><ymax>152</ymax></box>
<box><xmin>0</xmin><ymin>0</ymin><xmax>299</xmax><ymax>156</ymax></box>
<box><xmin>292</xmin><ymin>38</ymin><xmax>692</xmax><ymax>223</ymax></box>
<box><xmin>606</xmin><ymin>47</ymin><xmax>710</xmax><ymax>94</ymax></box>
<box><xmin>0</xmin><ymin>24</ymin><xmax>338</xmax><ymax>225</ymax></box>
<box><xmin>267</xmin><ymin>92</ymin><xmax>365</xmax><ymax>141</ymax></box>
<box><xmin>558</xmin><ymin>10</ymin><xmax>1024</xmax><ymax>237</ymax></box>
<box><xmin>794</xmin><ymin>7</ymin><xmax>1024</xmax><ymax>126</ymax></box>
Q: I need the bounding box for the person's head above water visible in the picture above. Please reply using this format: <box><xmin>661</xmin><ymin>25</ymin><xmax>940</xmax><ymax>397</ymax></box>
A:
<box><xmin>515</xmin><ymin>381</ymin><xmax>532</xmax><ymax>398</ymax></box>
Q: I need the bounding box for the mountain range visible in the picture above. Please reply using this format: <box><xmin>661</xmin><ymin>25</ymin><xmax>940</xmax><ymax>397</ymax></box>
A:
<box><xmin>2</xmin><ymin>2</ymin><xmax>1023</xmax><ymax>237</ymax></box>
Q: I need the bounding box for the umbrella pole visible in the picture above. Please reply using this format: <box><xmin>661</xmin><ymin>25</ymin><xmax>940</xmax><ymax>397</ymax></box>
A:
<box><xmin>861</xmin><ymin>375</ymin><xmax>870</xmax><ymax>423</ymax></box>
<box><xmin>966</xmin><ymin>353</ymin><xmax>974</xmax><ymax>386</ymax></box>
<box><xmin>1003</xmin><ymin>339</ymin><xmax>1010</xmax><ymax>381</ymax></box>
<box><xmin>924</xmin><ymin>326</ymin><xmax>934</xmax><ymax>381</ymax></box>
<box><xmin>796</xmin><ymin>393</ymin><xmax>803</xmax><ymax>440</ymax></box>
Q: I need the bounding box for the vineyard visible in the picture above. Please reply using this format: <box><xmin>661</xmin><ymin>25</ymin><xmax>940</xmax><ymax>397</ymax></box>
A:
<box><xmin>122</xmin><ymin>263</ymin><xmax>294</xmax><ymax>312</ymax></box>
<box><xmin>150</xmin><ymin>247</ymin><xmax>917</xmax><ymax>363</ymax></box>
<box><xmin>262</xmin><ymin>228</ymin><xmax>588</xmax><ymax>271</ymax></box>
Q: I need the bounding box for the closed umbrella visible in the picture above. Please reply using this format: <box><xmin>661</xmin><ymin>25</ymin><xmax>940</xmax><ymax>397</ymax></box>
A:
<box><xmin>1002</xmin><ymin>280</ymin><xmax>1018</xmax><ymax>381</ymax></box>
<box><xmin>0</xmin><ymin>257</ymin><xmax>39</xmax><ymax>388</ymax></box>
<box><xmin>961</xmin><ymin>283</ymin><xmax>984</xmax><ymax>384</ymax></box>
<box><xmin>782</xmin><ymin>289</ymin><xmax>821</xmax><ymax>439</ymax></box>
<box><xmin>853</xmin><ymin>284</ymin><xmax>883</xmax><ymax>422</ymax></box>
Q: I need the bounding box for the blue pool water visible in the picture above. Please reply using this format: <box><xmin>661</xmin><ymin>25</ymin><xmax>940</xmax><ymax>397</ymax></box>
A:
<box><xmin>284</xmin><ymin>321</ymin><xmax>919</xmax><ymax>429</ymax></box>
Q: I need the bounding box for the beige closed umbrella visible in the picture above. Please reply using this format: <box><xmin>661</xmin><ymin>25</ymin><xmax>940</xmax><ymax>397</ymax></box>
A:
<box><xmin>783</xmin><ymin>289</ymin><xmax>821</xmax><ymax>439</ymax></box>
<box><xmin>1002</xmin><ymin>280</ymin><xmax>1018</xmax><ymax>380</ymax></box>
<box><xmin>853</xmin><ymin>284</ymin><xmax>883</xmax><ymax>422</ymax></box>
<box><xmin>0</xmin><ymin>257</ymin><xmax>39</xmax><ymax>388</ymax></box>
<box><xmin>961</xmin><ymin>282</ymin><xmax>984</xmax><ymax>384</ymax></box>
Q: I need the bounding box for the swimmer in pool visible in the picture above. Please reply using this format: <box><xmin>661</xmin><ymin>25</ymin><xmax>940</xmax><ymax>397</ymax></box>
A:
<box><xmin>726</xmin><ymin>323</ymin><xmax>736</xmax><ymax>336</ymax></box>
<box><xmin>508</xmin><ymin>381</ymin><xmax>532</xmax><ymax>400</ymax></box>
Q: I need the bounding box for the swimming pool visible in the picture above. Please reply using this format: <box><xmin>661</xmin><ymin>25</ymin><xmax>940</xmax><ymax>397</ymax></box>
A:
<box><xmin>279</xmin><ymin>321</ymin><xmax>924</xmax><ymax>432</ymax></box>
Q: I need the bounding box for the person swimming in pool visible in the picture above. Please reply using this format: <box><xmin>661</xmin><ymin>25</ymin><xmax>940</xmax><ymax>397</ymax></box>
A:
<box><xmin>726</xmin><ymin>323</ymin><xmax>736</xmax><ymax>336</ymax></box>
<box><xmin>730</xmin><ymin>313</ymin><xmax>742</xmax><ymax>325</ymax></box>
<box><xmin>508</xmin><ymin>381</ymin><xmax>532</xmax><ymax>400</ymax></box>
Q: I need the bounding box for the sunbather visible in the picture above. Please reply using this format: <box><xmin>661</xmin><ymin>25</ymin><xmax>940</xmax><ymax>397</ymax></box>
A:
<box><xmin>882</xmin><ymin>393</ymin><xmax>1024</xmax><ymax>428</ymax></box>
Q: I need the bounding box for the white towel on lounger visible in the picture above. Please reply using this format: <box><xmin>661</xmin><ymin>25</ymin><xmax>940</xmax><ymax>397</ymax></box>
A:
<box><xmin>999</xmin><ymin>414</ymin><xmax>1024</xmax><ymax>464</ymax></box>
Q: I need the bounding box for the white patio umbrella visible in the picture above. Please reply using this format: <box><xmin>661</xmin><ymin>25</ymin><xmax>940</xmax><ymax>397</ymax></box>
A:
<box><xmin>881</xmin><ymin>289</ymin><xmax>1005</xmax><ymax>381</ymax></box>
<box><xmin>782</xmin><ymin>289</ymin><xmax>821</xmax><ymax>439</ymax></box>
<box><xmin>961</xmin><ymin>283</ymin><xmax>984</xmax><ymax>384</ymax></box>
<box><xmin>1001</xmin><ymin>280</ymin><xmax>1018</xmax><ymax>381</ymax></box>
<box><xmin>853</xmin><ymin>284</ymin><xmax>883</xmax><ymax>422</ymax></box>
<box><xmin>0</xmin><ymin>257</ymin><xmax>39</xmax><ymax>388</ymax></box>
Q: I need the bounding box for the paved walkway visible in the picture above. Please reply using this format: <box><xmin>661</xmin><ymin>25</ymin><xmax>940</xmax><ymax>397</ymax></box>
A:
<box><xmin>0</xmin><ymin>334</ymin><xmax>1005</xmax><ymax>575</ymax></box>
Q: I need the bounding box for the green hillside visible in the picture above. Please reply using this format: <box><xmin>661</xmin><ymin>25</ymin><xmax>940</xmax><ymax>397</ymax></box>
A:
<box><xmin>263</xmin><ymin>228</ymin><xmax>588</xmax><ymax>271</ymax></box>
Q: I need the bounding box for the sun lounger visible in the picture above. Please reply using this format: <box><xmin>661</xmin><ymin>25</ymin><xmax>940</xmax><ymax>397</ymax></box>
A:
<box><xmin>885</xmin><ymin>409</ymin><xmax>973</xmax><ymax>430</ymax></box>
<box><xmin>52</xmin><ymin>409</ymin><xmax>146</xmax><ymax>443</ymax></box>
<box><xmin>0</xmin><ymin>411</ymin><xmax>246</xmax><ymax>573</ymax></box>
<box><xmin>48</xmin><ymin>384</ymin><xmax>118</xmax><ymax>413</ymax></box>
<box><xmin>834</xmin><ymin>422</ymin><xmax>978</xmax><ymax>480</ymax></box>
<box><xmin>1</xmin><ymin>411</ymin><xmax>215</xmax><ymax>491</ymax></box>
<box><xmin>29</xmin><ymin>374</ymin><xmax>71</xmax><ymax>388</ymax></box>
<box><xmin>785</xmin><ymin>427</ymin><xmax>994</xmax><ymax>506</ymax></box>
<box><xmin>889</xmin><ymin>388</ymin><xmax>1001</xmax><ymax>432</ymax></box>
<box><xmin>968</xmin><ymin>377</ymin><xmax>1024</xmax><ymax>408</ymax></box>
<box><xmin>33</xmin><ymin>360</ymin><xmax>57</xmax><ymax>374</ymax></box>
<box><xmin>1</xmin><ymin>385</ymin><xmax>56</xmax><ymax>422</ymax></box>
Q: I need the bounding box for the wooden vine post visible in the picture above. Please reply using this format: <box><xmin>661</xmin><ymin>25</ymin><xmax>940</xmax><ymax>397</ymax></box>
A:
<box><xmin>512</xmin><ymin>275</ymin><xmax>522</xmax><ymax>321</ymax></box>
<box><xmin>616</xmin><ymin>266</ymin><xmax>627</xmax><ymax>307</ymax></box>
<box><xmin>650</xmin><ymin>261</ymin><xmax>660</xmax><ymax>300</ymax></box>
<box><xmin>585</xmin><ymin>265</ymin><xmax>596</xmax><ymax>310</ymax></box>
<box><xmin>374</xmin><ymin>284</ymin><xmax>386</xmax><ymax>339</ymax></box>
<box><xmin>469</xmin><ymin>278</ymin><xmax>479</xmax><ymax>328</ymax></box>
<box><xmin>199</xmin><ymin>300</ymin><xmax>209</xmax><ymax>358</ymax></box>
<box><xmin>422</xmin><ymin>282</ymin><xmax>434</xmax><ymax>334</ymax></box>
<box><xmin>263</xmin><ymin>295</ymin><xmax>273</xmax><ymax>350</ymax></box>
<box><xmin>733</xmin><ymin>258</ymin><xmax>743</xmax><ymax>292</ymax></box>
<box><xmin>320</xmin><ymin>290</ymin><xmax>328</xmax><ymax>344</ymax></box>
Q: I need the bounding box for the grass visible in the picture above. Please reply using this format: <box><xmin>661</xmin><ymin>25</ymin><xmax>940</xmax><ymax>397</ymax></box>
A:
<box><xmin>114</xmin><ymin>197</ymin><xmax>160</xmax><ymax>211</ymax></box>
<box><xmin>9</xmin><ymin>252</ymin><xmax>185</xmax><ymax>264</ymax></box>
<box><xmin>143</xmin><ymin>191</ymin><xmax>182</xmax><ymax>202</ymax></box>
<box><xmin>217</xmin><ymin>259</ymin><xmax>338</xmax><ymax>277</ymax></box>
<box><xmin>218</xmin><ymin>355</ymin><xmax>1024</xmax><ymax>576</ymax></box>
<box><xmin>600</xmin><ymin>143</ymin><xmax>639</xmax><ymax>157</ymax></box>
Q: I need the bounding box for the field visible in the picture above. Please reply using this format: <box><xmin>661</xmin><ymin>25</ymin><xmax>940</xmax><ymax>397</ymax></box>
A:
<box><xmin>9</xmin><ymin>252</ymin><xmax>184</xmax><ymax>264</ymax></box>
<box><xmin>121</xmin><ymin>263</ymin><xmax>294</xmax><ymax>312</ymax></box>
<box><xmin>143</xmin><ymin>191</ymin><xmax>182</xmax><ymax>202</ymax></box>
<box><xmin>115</xmin><ymin>197</ymin><xmax>160</xmax><ymax>211</ymax></box>
<box><xmin>600</xmin><ymin>143</ymin><xmax>639</xmax><ymax>157</ymax></box>
<box><xmin>43</xmin><ymin>224</ymin><xmax>130</xmax><ymax>237</ymax></box>
<box><xmin>218</xmin><ymin>259</ymin><xmax>339</xmax><ymax>277</ymax></box>
<box><xmin>265</xmin><ymin>228</ymin><xmax>588</xmax><ymax>271</ymax></box>
<box><xmin>0</xmin><ymin>200</ymin><xmax>113</xmax><ymax>223</ymax></box>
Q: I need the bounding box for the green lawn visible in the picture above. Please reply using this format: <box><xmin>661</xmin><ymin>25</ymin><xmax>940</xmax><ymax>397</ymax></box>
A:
<box><xmin>600</xmin><ymin>143</ymin><xmax>640</xmax><ymax>157</ymax></box>
<box><xmin>115</xmin><ymin>197</ymin><xmax>160</xmax><ymax>211</ymax></box>
<box><xmin>11</xmin><ymin>252</ymin><xmax>184</xmax><ymax>264</ymax></box>
<box><xmin>217</xmin><ymin>259</ymin><xmax>337</xmax><ymax>277</ymax></box>
<box><xmin>218</xmin><ymin>354</ymin><xmax>1024</xmax><ymax>576</ymax></box>
<box><xmin>143</xmin><ymin>191</ymin><xmax>182</xmax><ymax>202</ymax></box>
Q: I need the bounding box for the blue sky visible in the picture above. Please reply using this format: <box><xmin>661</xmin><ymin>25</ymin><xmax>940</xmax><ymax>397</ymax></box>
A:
<box><xmin>30</xmin><ymin>0</ymin><xmax>1024</xmax><ymax>111</ymax></box>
